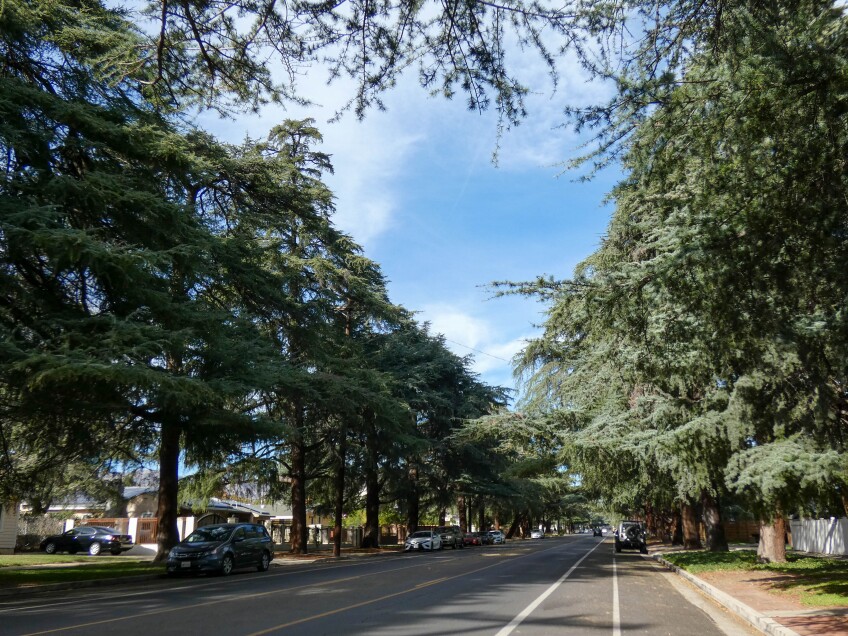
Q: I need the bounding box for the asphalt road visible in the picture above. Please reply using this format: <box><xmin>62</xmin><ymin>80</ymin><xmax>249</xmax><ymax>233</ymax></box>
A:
<box><xmin>0</xmin><ymin>536</ymin><xmax>752</xmax><ymax>636</ymax></box>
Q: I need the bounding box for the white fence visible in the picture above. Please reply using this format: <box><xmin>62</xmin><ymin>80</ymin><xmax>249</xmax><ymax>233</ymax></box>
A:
<box><xmin>789</xmin><ymin>517</ymin><xmax>848</xmax><ymax>555</ymax></box>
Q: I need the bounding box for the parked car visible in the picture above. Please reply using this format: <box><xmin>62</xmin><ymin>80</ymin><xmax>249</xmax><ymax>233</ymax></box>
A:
<box><xmin>488</xmin><ymin>530</ymin><xmax>506</xmax><ymax>544</ymax></box>
<box><xmin>615</xmin><ymin>521</ymin><xmax>648</xmax><ymax>554</ymax></box>
<box><xmin>530</xmin><ymin>529</ymin><xmax>544</xmax><ymax>539</ymax></box>
<box><xmin>593</xmin><ymin>527</ymin><xmax>603</xmax><ymax>537</ymax></box>
<box><xmin>166</xmin><ymin>523</ymin><xmax>273</xmax><ymax>576</ymax></box>
<box><xmin>435</xmin><ymin>525</ymin><xmax>465</xmax><ymax>549</ymax></box>
<box><xmin>404</xmin><ymin>530</ymin><xmax>442</xmax><ymax>551</ymax></box>
<box><xmin>463</xmin><ymin>532</ymin><xmax>482</xmax><ymax>546</ymax></box>
<box><xmin>478</xmin><ymin>531</ymin><xmax>493</xmax><ymax>545</ymax></box>
<box><xmin>40</xmin><ymin>526</ymin><xmax>134</xmax><ymax>556</ymax></box>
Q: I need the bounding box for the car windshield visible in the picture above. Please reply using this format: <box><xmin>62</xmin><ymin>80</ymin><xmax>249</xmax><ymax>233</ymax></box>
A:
<box><xmin>186</xmin><ymin>526</ymin><xmax>234</xmax><ymax>543</ymax></box>
<box><xmin>409</xmin><ymin>531</ymin><xmax>431</xmax><ymax>539</ymax></box>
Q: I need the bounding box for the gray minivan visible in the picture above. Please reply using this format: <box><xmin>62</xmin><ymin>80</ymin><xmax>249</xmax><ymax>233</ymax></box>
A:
<box><xmin>166</xmin><ymin>523</ymin><xmax>273</xmax><ymax>575</ymax></box>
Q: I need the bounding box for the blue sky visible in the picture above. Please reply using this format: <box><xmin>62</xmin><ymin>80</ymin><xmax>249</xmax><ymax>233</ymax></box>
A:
<box><xmin>199</xmin><ymin>58</ymin><xmax>619</xmax><ymax>402</ymax></box>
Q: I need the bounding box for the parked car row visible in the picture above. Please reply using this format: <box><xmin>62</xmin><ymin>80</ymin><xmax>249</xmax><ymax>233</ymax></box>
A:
<box><xmin>405</xmin><ymin>527</ymin><xmax>509</xmax><ymax>552</ymax></box>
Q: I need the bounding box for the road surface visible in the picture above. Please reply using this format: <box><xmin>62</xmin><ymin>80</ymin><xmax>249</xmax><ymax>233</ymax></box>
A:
<box><xmin>0</xmin><ymin>536</ymin><xmax>755</xmax><ymax>635</ymax></box>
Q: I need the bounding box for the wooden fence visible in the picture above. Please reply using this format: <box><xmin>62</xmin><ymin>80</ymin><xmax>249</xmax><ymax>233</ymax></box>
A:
<box><xmin>136</xmin><ymin>518</ymin><xmax>158</xmax><ymax>544</ymax></box>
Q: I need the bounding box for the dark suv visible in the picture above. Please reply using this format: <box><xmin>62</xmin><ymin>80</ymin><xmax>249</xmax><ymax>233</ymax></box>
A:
<box><xmin>435</xmin><ymin>525</ymin><xmax>465</xmax><ymax>549</ymax></box>
<box><xmin>615</xmin><ymin>521</ymin><xmax>647</xmax><ymax>554</ymax></box>
<box><xmin>166</xmin><ymin>523</ymin><xmax>273</xmax><ymax>575</ymax></box>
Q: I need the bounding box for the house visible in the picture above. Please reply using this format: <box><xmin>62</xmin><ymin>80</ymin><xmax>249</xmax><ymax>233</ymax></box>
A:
<box><xmin>0</xmin><ymin>503</ymin><xmax>19</xmax><ymax>554</ymax></box>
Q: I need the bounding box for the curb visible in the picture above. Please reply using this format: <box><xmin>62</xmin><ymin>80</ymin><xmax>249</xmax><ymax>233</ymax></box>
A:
<box><xmin>0</xmin><ymin>573</ymin><xmax>163</xmax><ymax>598</ymax></box>
<box><xmin>0</xmin><ymin>551</ymin><xmax>400</xmax><ymax>598</ymax></box>
<box><xmin>652</xmin><ymin>554</ymin><xmax>802</xmax><ymax>636</ymax></box>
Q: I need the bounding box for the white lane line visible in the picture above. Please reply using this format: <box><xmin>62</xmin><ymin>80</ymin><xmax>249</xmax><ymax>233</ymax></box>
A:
<box><xmin>495</xmin><ymin>540</ymin><xmax>605</xmax><ymax>636</ymax></box>
<box><xmin>613</xmin><ymin>554</ymin><xmax>621</xmax><ymax>636</ymax></box>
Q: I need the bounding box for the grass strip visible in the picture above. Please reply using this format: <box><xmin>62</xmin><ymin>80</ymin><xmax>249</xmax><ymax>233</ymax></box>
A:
<box><xmin>0</xmin><ymin>557</ymin><xmax>161</xmax><ymax>587</ymax></box>
<box><xmin>663</xmin><ymin>549</ymin><xmax>848</xmax><ymax>607</ymax></box>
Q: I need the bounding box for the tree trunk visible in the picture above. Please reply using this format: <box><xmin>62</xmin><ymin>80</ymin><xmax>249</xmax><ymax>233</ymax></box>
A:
<box><xmin>701</xmin><ymin>490</ymin><xmax>728</xmax><ymax>552</ymax></box>
<box><xmin>406</xmin><ymin>464</ymin><xmax>419</xmax><ymax>535</ymax></box>
<box><xmin>154</xmin><ymin>416</ymin><xmax>181</xmax><ymax>562</ymax></box>
<box><xmin>289</xmin><ymin>430</ymin><xmax>308</xmax><ymax>555</ymax></box>
<box><xmin>362</xmin><ymin>431</ymin><xmax>381</xmax><ymax>548</ymax></box>
<box><xmin>505</xmin><ymin>513</ymin><xmax>522</xmax><ymax>539</ymax></box>
<box><xmin>439</xmin><ymin>508</ymin><xmax>446</xmax><ymax>526</ymax></box>
<box><xmin>672</xmin><ymin>509</ymin><xmax>684</xmax><ymax>546</ymax></box>
<box><xmin>757</xmin><ymin>515</ymin><xmax>787</xmax><ymax>563</ymax></box>
<box><xmin>681</xmin><ymin>501</ymin><xmax>702</xmax><ymax>550</ymax></box>
<box><xmin>477</xmin><ymin>500</ymin><xmax>485</xmax><ymax>532</ymax></box>
<box><xmin>457</xmin><ymin>495</ymin><xmax>467</xmax><ymax>531</ymax></box>
<box><xmin>645</xmin><ymin>502</ymin><xmax>658</xmax><ymax>538</ymax></box>
<box><xmin>332</xmin><ymin>424</ymin><xmax>347</xmax><ymax>558</ymax></box>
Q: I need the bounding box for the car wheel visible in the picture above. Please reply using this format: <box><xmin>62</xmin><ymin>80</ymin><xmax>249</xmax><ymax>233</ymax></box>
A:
<box><xmin>220</xmin><ymin>554</ymin><xmax>234</xmax><ymax>575</ymax></box>
<box><xmin>43</xmin><ymin>541</ymin><xmax>57</xmax><ymax>554</ymax></box>
<box><xmin>257</xmin><ymin>551</ymin><xmax>270</xmax><ymax>572</ymax></box>
<box><xmin>88</xmin><ymin>542</ymin><xmax>102</xmax><ymax>556</ymax></box>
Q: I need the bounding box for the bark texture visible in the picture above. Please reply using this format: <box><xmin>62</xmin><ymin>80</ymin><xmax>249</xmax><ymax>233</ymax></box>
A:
<box><xmin>757</xmin><ymin>516</ymin><xmax>788</xmax><ymax>563</ymax></box>
<box><xmin>361</xmin><ymin>433</ymin><xmax>381</xmax><ymax>548</ymax></box>
<box><xmin>701</xmin><ymin>490</ymin><xmax>729</xmax><ymax>552</ymax></box>
<box><xmin>681</xmin><ymin>501</ymin><xmax>703</xmax><ymax>550</ymax></box>
<box><xmin>154</xmin><ymin>417</ymin><xmax>181</xmax><ymax>562</ymax></box>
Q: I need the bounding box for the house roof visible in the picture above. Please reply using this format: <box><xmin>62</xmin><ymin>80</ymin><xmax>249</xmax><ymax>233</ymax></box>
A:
<box><xmin>123</xmin><ymin>486</ymin><xmax>158</xmax><ymax>499</ymax></box>
<box><xmin>179</xmin><ymin>497</ymin><xmax>272</xmax><ymax>520</ymax></box>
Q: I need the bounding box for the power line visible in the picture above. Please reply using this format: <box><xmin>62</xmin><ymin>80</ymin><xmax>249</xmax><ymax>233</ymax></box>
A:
<box><xmin>443</xmin><ymin>338</ymin><xmax>513</xmax><ymax>363</ymax></box>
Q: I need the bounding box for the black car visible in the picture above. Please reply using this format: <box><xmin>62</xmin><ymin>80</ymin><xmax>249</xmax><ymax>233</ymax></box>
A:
<box><xmin>166</xmin><ymin>523</ymin><xmax>273</xmax><ymax>576</ymax></box>
<box><xmin>40</xmin><ymin>526</ymin><xmax>134</xmax><ymax>556</ymax></box>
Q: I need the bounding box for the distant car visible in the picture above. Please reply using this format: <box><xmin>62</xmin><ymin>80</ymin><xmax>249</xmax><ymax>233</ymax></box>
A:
<box><xmin>405</xmin><ymin>530</ymin><xmax>442</xmax><ymax>551</ymax></box>
<box><xmin>488</xmin><ymin>530</ymin><xmax>506</xmax><ymax>544</ymax></box>
<box><xmin>166</xmin><ymin>523</ymin><xmax>273</xmax><ymax>575</ymax></box>
<box><xmin>463</xmin><ymin>532</ymin><xmax>482</xmax><ymax>546</ymax></box>
<box><xmin>478</xmin><ymin>531</ymin><xmax>493</xmax><ymax>545</ymax></box>
<box><xmin>40</xmin><ymin>526</ymin><xmax>134</xmax><ymax>556</ymax></box>
<box><xmin>593</xmin><ymin>527</ymin><xmax>602</xmax><ymax>537</ymax></box>
<box><xmin>435</xmin><ymin>525</ymin><xmax>465</xmax><ymax>549</ymax></box>
<box><xmin>530</xmin><ymin>530</ymin><xmax>544</xmax><ymax>539</ymax></box>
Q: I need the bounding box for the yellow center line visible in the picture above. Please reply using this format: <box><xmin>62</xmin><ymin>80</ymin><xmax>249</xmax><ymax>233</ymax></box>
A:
<box><xmin>245</xmin><ymin>559</ymin><xmax>514</xmax><ymax>636</ymax></box>
<box><xmin>20</xmin><ymin>541</ymin><xmax>570</xmax><ymax>636</ymax></box>
<box><xmin>17</xmin><ymin>560</ymin><xmax>443</xmax><ymax>636</ymax></box>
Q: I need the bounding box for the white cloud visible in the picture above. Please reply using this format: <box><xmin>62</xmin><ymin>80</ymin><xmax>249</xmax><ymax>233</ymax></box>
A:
<box><xmin>198</xmin><ymin>26</ymin><xmax>614</xmax><ymax>248</ymax></box>
<box><xmin>419</xmin><ymin>303</ymin><xmax>531</xmax><ymax>385</ymax></box>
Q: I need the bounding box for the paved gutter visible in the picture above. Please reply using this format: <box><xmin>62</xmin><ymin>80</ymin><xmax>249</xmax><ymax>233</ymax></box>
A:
<box><xmin>653</xmin><ymin>553</ymin><xmax>802</xmax><ymax>636</ymax></box>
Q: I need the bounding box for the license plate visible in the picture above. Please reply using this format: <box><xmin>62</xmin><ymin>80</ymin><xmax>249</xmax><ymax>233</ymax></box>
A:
<box><xmin>181</xmin><ymin>561</ymin><xmax>191</xmax><ymax>568</ymax></box>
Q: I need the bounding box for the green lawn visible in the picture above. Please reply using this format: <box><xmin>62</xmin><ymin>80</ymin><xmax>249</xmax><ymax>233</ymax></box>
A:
<box><xmin>663</xmin><ymin>550</ymin><xmax>848</xmax><ymax>607</ymax></box>
<box><xmin>0</xmin><ymin>554</ymin><xmax>162</xmax><ymax>587</ymax></box>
